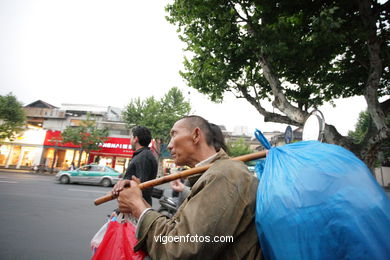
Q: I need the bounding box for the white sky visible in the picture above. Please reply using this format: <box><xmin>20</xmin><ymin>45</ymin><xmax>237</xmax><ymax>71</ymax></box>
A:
<box><xmin>0</xmin><ymin>0</ymin><xmax>367</xmax><ymax>136</ymax></box>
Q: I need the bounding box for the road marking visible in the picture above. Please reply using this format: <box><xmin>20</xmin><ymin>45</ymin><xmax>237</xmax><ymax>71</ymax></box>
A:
<box><xmin>67</xmin><ymin>188</ymin><xmax>107</xmax><ymax>194</ymax></box>
<box><xmin>0</xmin><ymin>180</ymin><xmax>18</xmax><ymax>183</ymax></box>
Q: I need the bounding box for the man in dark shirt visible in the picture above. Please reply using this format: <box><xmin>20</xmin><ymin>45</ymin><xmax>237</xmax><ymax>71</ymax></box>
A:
<box><xmin>112</xmin><ymin>126</ymin><xmax>158</xmax><ymax>205</ymax></box>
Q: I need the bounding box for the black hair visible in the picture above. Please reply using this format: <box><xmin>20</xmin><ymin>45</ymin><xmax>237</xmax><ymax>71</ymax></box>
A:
<box><xmin>209</xmin><ymin>123</ymin><xmax>227</xmax><ymax>152</ymax></box>
<box><xmin>180</xmin><ymin>115</ymin><xmax>227</xmax><ymax>152</ymax></box>
<box><xmin>132</xmin><ymin>126</ymin><xmax>152</xmax><ymax>147</ymax></box>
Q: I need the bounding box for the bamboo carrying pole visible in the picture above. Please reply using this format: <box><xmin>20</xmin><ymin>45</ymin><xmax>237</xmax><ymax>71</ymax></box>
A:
<box><xmin>94</xmin><ymin>150</ymin><xmax>267</xmax><ymax>206</ymax></box>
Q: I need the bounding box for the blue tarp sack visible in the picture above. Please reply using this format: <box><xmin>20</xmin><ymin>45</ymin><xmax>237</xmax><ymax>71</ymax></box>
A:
<box><xmin>254</xmin><ymin>130</ymin><xmax>390</xmax><ymax>260</ymax></box>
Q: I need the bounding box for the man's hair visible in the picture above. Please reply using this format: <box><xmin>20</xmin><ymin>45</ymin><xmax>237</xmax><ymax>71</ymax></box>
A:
<box><xmin>209</xmin><ymin>123</ymin><xmax>227</xmax><ymax>152</ymax></box>
<box><xmin>180</xmin><ymin>115</ymin><xmax>227</xmax><ymax>151</ymax></box>
<box><xmin>132</xmin><ymin>126</ymin><xmax>152</xmax><ymax>147</ymax></box>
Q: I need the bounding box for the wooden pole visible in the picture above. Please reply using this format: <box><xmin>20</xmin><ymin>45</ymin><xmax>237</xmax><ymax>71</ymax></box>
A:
<box><xmin>94</xmin><ymin>150</ymin><xmax>267</xmax><ymax>206</ymax></box>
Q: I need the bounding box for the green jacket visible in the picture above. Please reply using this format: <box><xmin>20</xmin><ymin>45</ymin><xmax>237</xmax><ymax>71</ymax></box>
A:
<box><xmin>135</xmin><ymin>150</ymin><xmax>262</xmax><ymax>260</ymax></box>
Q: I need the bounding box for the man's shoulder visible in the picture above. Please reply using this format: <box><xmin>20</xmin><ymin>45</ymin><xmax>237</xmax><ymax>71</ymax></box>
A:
<box><xmin>206</xmin><ymin>159</ymin><xmax>253</xmax><ymax>181</ymax></box>
<box><xmin>144</xmin><ymin>149</ymin><xmax>157</xmax><ymax>161</ymax></box>
<box><xmin>193</xmin><ymin>159</ymin><xmax>258</xmax><ymax>201</ymax></box>
<box><xmin>212</xmin><ymin>159</ymin><xmax>247</xmax><ymax>171</ymax></box>
<box><xmin>137</xmin><ymin>148</ymin><xmax>156</xmax><ymax>159</ymax></box>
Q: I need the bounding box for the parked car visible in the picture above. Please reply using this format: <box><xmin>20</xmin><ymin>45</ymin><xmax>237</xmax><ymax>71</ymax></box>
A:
<box><xmin>55</xmin><ymin>164</ymin><xmax>123</xmax><ymax>187</ymax></box>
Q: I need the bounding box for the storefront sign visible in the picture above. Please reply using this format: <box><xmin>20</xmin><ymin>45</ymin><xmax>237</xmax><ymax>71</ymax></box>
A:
<box><xmin>44</xmin><ymin>131</ymin><xmax>135</xmax><ymax>157</ymax></box>
<box><xmin>44</xmin><ymin>130</ymin><xmax>80</xmax><ymax>148</ymax></box>
<box><xmin>92</xmin><ymin>137</ymin><xmax>134</xmax><ymax>157</ymax></box>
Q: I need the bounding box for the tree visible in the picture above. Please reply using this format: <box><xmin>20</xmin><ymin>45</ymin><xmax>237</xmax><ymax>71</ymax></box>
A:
<box><xmin>348</xmin><ymin>111</ymin><xmax>371</xmax><ymax>144</ymax></box>
<box><xmin>122</xmin><ymin>87</ymin><xmax>191</xmax><ymax>155</ymax></box>
<box><xmin>349</xmin><ymin>111</ymin><xmax>390</xmax><ymax>166</ymax></box>
<box><xmin>61</xmin><ymin>114</ymin><xmax>108</xmax><ymax>167</ymax></box>
<box><xmin>166</xmin><ymin>0</ymin><xmax>389</xmax><ymax>169</ymax></box>
<box><xmin>0</xmin><ymin>93</ymin><xmax>26</xmax><ymax>141</ymax></box>
<box><xmin>227</xmin><ymin>138</ymin><xmax>253</xmax><ymax>157</ymax></box>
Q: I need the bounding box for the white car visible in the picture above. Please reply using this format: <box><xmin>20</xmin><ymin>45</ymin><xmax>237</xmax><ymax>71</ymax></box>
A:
<box><xmin>56</xmin><ymin>164</ymin><xmax>123</xmax><ymax>187</ymax></box>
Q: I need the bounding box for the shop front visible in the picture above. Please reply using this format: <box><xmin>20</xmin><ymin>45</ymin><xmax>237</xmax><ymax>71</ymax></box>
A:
<box><xmin>43</xmin><ymin>131</ymin><xmax>135</xmax><ymax>172</ymax></box>
<box><xmin>88</xmin><ymin>137</ymin><xmax>134</xmax><ymax>173</ymax></box>
<box><xmin>43</xmin><ymin>130</ymin><xmax>87</xmax><ymax>171</ymax></box>
<box><xmin>0</xmin><ymin>127</ymin><xmax>46</xmax><ymax>169</ymax></box>
<box><xmin>41</xmin><ymin>132</ymin><xmax>156</xmax><ymax>173</ymax></box>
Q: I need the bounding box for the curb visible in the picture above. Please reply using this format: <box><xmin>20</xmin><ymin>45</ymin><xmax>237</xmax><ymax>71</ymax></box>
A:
<box><xmin>0</xmin><ymin>168</ymin><xmax>57</xmax><ymax>176</ymax></box>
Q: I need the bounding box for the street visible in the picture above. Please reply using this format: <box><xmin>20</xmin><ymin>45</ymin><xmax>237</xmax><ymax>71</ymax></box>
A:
<box><xmin>1</xmin><ymin>170</ymin><xmax>389</xmax><ymax>260</ymax></box>
<box><xmin>0</xmin><ymin>170</ymin><xmax>167</xmax><ymax>260</ymax></box>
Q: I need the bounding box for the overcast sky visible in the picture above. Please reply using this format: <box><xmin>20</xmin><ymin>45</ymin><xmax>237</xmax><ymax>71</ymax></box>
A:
<box><xmin>0</xmin><ymin>0</ymin><xmax>368</xmax><ymax>136</ymax></box>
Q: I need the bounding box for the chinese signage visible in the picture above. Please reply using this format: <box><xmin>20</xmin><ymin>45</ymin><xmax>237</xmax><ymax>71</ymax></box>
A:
<box><xmin>44</xmin><ymin>131</ymin><xmax>135</xmax><ymax>157</ymax></box>
<box><xmin>92</xmin><ymin>137</ymin><xmax>134</xmax><ymax>157</ymax></box>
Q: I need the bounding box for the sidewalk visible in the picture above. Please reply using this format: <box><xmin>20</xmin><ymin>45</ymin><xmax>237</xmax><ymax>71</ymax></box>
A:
<box><xmin>0</xmin><ymin>167</ymin><xmax>56</xmax><ymax>176</ymax></box>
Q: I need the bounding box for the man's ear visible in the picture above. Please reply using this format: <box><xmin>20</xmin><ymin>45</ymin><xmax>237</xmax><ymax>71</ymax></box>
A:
<box><xmin>192</xmin><ymin>127</ymin><xmax>201</xmax><ymax>144</ymax></box>
<box><xmin>134</xmin><ymin>136</ymin><xmax>139</xmax><ymax>144</ymax></box>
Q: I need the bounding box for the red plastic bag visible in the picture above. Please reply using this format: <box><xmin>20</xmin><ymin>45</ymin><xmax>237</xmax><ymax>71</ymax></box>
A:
<box><xmin>91</xmin><ymin>218</ymin><xmax>147</xmax><ymax>260</ymax></box>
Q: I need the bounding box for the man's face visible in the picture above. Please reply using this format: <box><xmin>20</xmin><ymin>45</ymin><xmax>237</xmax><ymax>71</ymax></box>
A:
<box><xmin>130</xmin><ymin>136</ymin><xmax>138</xmax><ymax>150</ymax></box>
<box><xmin>168</xmin><ymin>119</ymin><xmax>195</xmax><ymax>166</ymax></box>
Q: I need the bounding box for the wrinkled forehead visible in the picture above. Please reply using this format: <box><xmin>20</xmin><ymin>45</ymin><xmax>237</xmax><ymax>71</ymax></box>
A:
<box><xmin>170</xmin><ymin>118</ymin><xmax>191</xmax><ymax>135</ymax></box>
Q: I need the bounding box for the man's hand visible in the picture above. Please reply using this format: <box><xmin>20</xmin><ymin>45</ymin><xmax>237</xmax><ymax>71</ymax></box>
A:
<box><xmin>171</xmin><ymin>179</ymin><xmax>185</xmax><ymax>192</ymax></box>
<box><xmin>111</xmin><ymin>179</ymin><xmax>131</xmax><ymax>196</ymax></box>
<box><xmin>117</xmin><ymin>176</ymin><xmax>150</xmax><ymax>219</ymax></box>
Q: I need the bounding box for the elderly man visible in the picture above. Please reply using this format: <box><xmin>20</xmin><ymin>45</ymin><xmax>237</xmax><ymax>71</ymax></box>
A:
<box><xmin>117</xmin><ymin>115</ymin><xmax>262</xmax><ymax>260</ymax></box>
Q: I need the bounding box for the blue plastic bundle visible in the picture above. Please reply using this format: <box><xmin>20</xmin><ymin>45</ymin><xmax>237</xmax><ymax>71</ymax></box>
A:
<box><xmin>254</xmin><ymin>131</ymin><xmax>390</xmax><ymax>260</ymax></box>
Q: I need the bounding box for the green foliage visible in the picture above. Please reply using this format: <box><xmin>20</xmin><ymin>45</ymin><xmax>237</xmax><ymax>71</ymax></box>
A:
<box><xmin>0</xmin><ymin>93</ymin><xmax>26</xmax><ymax>140</ymax></box>
<box><xmin>166</xmin><ymin>0</ymin><xmax>389</xmax><ymax>168</ymax></box>
<box><xmin>122</xmin><ymin>87</ymin><xmax>191</xmax><ymax>143</ymax></box>
<box><xmin>61</xmin><ymin>113</ymin><xmax>109</xmax><ymax>152</ymax></box>
<box><xmin>166</xmin><ymin>0</ymin><xmax>389</xmax><ymax>109</ymax></box>
<box><xmin>349</xmin><ymin>111</ymin><xmax>390</xmax><ymax>166</ymax></box>
<box><xmin>227</xmin><ymin>138</ymin><xmax>253</xmax><ymax>157</ymax></box>
<box><xmin>348</xmin><ymin>111</ymin><xmax>371</xmax><ymax>144</ymax></box>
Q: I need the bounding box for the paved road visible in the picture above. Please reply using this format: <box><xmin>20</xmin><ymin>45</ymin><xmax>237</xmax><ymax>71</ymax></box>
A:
<box><xmin>1</xmin><ymin>170</ymin><xmax>388</xmax><ymax>260</ymax></box>
<box><xmin>0</xmin><ymin>170</ymin><xmax>167</xmax><ymax>260</ymax></box>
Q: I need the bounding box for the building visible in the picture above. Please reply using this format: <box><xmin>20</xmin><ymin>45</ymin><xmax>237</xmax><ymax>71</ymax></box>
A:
<box><xmin>0</xmin><ymin>100</ymin><xmax>138</xmax><ymax>173</ymax></box>
<box><xmin>270</xmin><ymin>127</ymin><xmax>302</xmax><ymax>146</ymax></box>
<box><xmin>0</xmin><ymin>125</ymin><xmax>46</xmax><ymax>170</ymax></box>
<box><xmin>45</xmin><ymin>103</ymin><xmax>133</xmax><ymax>173</ymax></box>
<box><xmin>1</xmin><ymin>100</ymin><xmax>296</xmax><ymax>172</ymax></box>
<box><xmin>224</xmin><ymin>128</ymin><xmax>285</xmax><ymax>152</ymax></box>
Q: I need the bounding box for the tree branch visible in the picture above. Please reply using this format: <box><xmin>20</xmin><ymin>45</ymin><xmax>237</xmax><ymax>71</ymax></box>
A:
<box><xmin>228</xmin><ymin>0</ymin><xmax>248</xmax><ymax>22</ymax></box>
<box><xmin>236</xmin><ymin>83</ymin><xmax>300</xmax><ymax>126</ymax></box>
<box><xmin>323</xmin><ymin>124</ymin><xmax>354</xmax><ymax>146</ymax></box>
<box><xmin>258</xmin><ymin>55</ymin><xmax>309</xmax><ymax>123</ymax></box>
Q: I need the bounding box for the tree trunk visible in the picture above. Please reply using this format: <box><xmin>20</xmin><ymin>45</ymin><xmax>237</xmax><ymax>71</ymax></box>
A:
<box><xmin>72</xmin><ymin>150</ymin><xmax>76</xmax><ymax>165</ymax></box>
<box><xmin>50</xmin><ymin>149</ymin><xmax>58</xmax><ymax>173</ymax></box>
<box><xmin>357</xmin><ymin>0</ymin><xmax>390</xmax><ymax>170</ymax></box>
<box><xmin>77</xmin><ymin>149</ymin><xmax>83</xmax><ymax>167</ymax></box>
<box><xmin>258</xmin><ymin>55</ymin><xmax>308</xmax><ymax>124</ymax></box>
<box><xmin>252</xmin><ymin>53</ymin><xmax>386</xmax><ymax>171</ymax></box>
<box><xmin>87</xmin><ymin>152</ymin><xmax>91</xmax><ymax>165</ymax></box>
